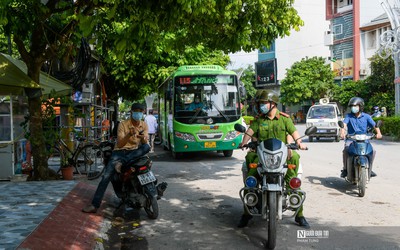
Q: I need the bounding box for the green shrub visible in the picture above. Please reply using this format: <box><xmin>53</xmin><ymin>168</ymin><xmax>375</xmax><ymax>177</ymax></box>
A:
<box><xmin>375</xmin><ymin>116</ymin><xmax>400</xmax><ymax>139</ymax></box>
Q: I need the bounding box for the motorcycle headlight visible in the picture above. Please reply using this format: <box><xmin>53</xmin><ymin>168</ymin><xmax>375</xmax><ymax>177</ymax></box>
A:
<box><xmin>175</xmin><ymin>132</ymin><xmax>195</xmax><ymax>142</ymax></box>
<box><xmin>224</xmin><ymin>130</ymin><xmax>240</xmax><ymax>140</ymax></box>
<box><xmin>264</xmin><ymin>152</ymin><xmax>283</xmax><ymax>169</ymax></box>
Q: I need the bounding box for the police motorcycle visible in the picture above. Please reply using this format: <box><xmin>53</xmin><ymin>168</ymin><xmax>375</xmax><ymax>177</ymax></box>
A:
<box><xmin>338</xmin><ymin>120</ymin><xmax>381</xmax><ymax>197</ymax></box>
<box><xmin>111</xmin><ymin>154</ymin><xmax>168</xmax><ymax>219</ymax></box>
<box><xmin>234</xmin><ymin>124</ymin><xmax>317</xmax><ymax>250</ymax></box>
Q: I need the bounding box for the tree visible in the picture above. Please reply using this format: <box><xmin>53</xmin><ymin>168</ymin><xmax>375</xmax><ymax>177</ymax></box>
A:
<box><xmin>331</xmin><ymin>53</ymin><xmax>395</xmax><ymax>115</ymax></box>
<box><xmin>0</xmin><ymin>0</ymin><xmax>303</xmax><ymax>180</ymax></box>
<box><xmin>280</xmin><ymin>56</ymin><xmax>335</xmax><ymax>105</ymax></box>
<box><xmin>234</xmin><ymin>65</ymin><xmax>256</xmax><ymax>116</ymax></box>
<box><xmin>363</xmin><ymin>54</ymin><xmax>395</xmax><ymax>113</ymax></box>
<box><xmin>332</xmin><ymin>80</ymin><xmax>368</xmax><ymax>112</ymax></box>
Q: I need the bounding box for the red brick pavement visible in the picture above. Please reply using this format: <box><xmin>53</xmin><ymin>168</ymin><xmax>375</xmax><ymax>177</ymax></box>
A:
<box><xmin>18</xmin><ymin>181</ymin><xmax>111</xmax><ymax>250</ymax></box>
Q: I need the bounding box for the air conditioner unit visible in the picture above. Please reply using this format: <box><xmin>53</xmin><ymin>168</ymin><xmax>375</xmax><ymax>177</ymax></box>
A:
<box><xmin>360</xmin><ymin>69</ymin><xmax>368</xmax><ymax>76</ymax></box>
<box><xmin>319</xmin><ymin>98</ymin><xmax>330</xmax><ymax>105</ymax></box>
<box><xmin>324</xmin><ymin>31</ymin><xmax>333</xmax><ymax>46</ymax></box>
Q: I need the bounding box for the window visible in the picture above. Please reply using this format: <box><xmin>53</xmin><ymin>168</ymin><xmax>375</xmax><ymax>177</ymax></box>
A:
<box><xmin>0</xmin><ymin>101</ymin><xmax>11</xmax><ymax>141</ymax></box>
<box><xmin>342</xmin><ymin>49</ymin><xmax>353</xmax><ymax>59</ymax></box>
<box><xmin>333</xmin><ymin>24</ymin><xmax>343</xmax><ymax>36</ymax></box>
<box><xmin>367</xmin><ymin>30</ymin><xmax>376</xmax><ymax>49</ymax></box>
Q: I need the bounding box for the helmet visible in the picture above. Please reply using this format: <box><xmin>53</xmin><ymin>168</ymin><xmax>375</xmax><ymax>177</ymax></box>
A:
<box><xmin>131</xmin><ymin>103</ymin><xmax>144</xmax><ymax>111</ymax></box>
<box><xmin>373</xmin><ymin>106</ymin><xmax>379</xmax><ymax>110</ymax></box>
<box><xmin>258</xmin><ymin>90</ymin><xmax>279</xmax><ymax>103</ymax></box>
<box><xmin>348</xmin><ymin>97</ymin><xmax>364</xmax><ymax>111</ymax></box>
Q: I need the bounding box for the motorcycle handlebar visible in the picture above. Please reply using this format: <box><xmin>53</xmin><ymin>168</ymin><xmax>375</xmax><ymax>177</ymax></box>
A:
<box><xmin>239</xmin><ymin>142</ymin><xmax>308</xmax><ymax>150</ymax></box>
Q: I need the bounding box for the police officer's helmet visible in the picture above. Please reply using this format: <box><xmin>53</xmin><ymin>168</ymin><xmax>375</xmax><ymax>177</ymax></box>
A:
<box><xmin>348</xmin><ymin>97</ymin><xmax>364</xmax><ymax>111</ymax></box>
<box><xmin>131</xmin><ymin>103</ymin><xmax>144</xmax><ymax>111</ymax></box>
<box><xmin>258</xmin><ymin>90</ymin><xmax>279</xmax><ymax>103</ymax></box>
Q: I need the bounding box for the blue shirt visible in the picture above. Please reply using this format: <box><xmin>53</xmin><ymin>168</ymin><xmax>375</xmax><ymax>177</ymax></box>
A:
<box><xmin>188</xmin><ymin>102</ymin><xmax>204</xmax><ymax>111</ymax></box>
<box><xmin>343</xmin><ymin>112</ymin><xmax>376</xmax><ymax>134</ymax></box>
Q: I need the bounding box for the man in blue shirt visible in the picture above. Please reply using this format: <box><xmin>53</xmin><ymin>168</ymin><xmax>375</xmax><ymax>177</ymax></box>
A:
<box><xmin>187</xmin><ymin>94</ymin><xmax>204</xmax><ymax>111</ymax></box>
<box><xmin>340</xmin><ymin>97</ymin><xmax>382</xmax><ymax>178</ymax></box>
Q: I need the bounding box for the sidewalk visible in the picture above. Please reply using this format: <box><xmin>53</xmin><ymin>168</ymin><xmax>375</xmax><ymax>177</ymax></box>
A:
<box><xmin>0</xmin><ymin>179</ymin><xmax>113</xmax><ymax>250</ymax></box>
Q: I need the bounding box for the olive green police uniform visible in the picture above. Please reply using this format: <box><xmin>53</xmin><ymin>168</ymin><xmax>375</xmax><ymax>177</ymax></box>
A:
<box><xmin>244</xmin><ymin>109</ymin><xmax>304</xmax><ymax>217</ymax></box>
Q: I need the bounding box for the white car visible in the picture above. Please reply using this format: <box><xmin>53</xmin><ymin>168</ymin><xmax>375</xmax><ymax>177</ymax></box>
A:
<box><xmin>306</xmin><ymin>100</ymin><xmax>342</xmax><ymax>142</ymax></box>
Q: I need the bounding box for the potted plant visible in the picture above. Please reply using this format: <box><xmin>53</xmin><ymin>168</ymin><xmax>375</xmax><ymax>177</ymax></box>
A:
<box><xmin>60</xmin><ymin>152</ymin><xmax>74</xmax><ymax>180</ymax></box>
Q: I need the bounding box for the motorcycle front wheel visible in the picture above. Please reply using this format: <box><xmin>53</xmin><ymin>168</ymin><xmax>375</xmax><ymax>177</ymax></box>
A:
<box><xmin>144</xmin><ymin>194</ymin><xmax>159</xmax><ymax>219</ymax></box>
<box><xmin>267</xmin><ymin>192</ymin><xmax>277</xmax><ymax>250</ymax></box>
<box><xmin>358</xmin><ymin>167</ymin><xmax>367</xmax><ymax>197</ymax></box>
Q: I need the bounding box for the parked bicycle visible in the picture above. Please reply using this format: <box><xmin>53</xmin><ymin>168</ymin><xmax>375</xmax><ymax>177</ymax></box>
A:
<box><xmin>47</xmin><ymin>137</ymin><xmax>115</xmax><ymax>180</ymax></box>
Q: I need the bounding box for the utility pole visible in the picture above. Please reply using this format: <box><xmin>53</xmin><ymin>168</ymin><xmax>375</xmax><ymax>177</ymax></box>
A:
<box><xmin>379</xmin><ymin>0</ymin><xmax>400</xmax><ymax>116</ymax></box>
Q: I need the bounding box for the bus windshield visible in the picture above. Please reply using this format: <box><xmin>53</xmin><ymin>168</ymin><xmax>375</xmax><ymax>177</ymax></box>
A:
<box><xmin>173</xmin><ymin>75</ymin><xmax>241</xmax><ymax>124</ymax></box>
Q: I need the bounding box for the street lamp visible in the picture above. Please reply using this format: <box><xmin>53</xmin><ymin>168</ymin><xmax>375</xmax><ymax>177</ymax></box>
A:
<box><xmin>378</xmin><ymin>0</ymin><xmax>400</xmax><ymax>115</ymax></box>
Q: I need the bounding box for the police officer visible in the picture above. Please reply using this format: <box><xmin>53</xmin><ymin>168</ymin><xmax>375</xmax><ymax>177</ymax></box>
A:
<box><xmin>238</xmin><ymin>89</ymin><xmax>310</xmax><ymax>228</ymax></box>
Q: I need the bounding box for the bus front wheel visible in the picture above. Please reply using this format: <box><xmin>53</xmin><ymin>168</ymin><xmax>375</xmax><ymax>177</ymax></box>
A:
<box><xmin>223</xmin><ymin>150</ymin><xmax>233</xmax><ymax>157</ymax></box>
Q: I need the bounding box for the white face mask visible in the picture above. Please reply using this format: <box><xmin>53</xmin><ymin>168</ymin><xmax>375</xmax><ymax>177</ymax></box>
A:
<box><xmin>259</xmin><ymin>104</ymin><xmax>269</xmax><ymax>114</ymax></box>
<box><xmin>351</xmin><ymin>106</ymin><xmax>359</xmax><ymax>114</ymax></box>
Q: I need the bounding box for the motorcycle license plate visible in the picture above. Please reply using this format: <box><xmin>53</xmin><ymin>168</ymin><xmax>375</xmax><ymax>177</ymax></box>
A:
<box><xmin>137</xmin><ymin>171</ymin><xmax>156</xmax><ymax>185</ymax></box>
<box><xmin>205</xmin><ymin>141</ymin><xmax>216</xmax><ymax>148</ymax></box>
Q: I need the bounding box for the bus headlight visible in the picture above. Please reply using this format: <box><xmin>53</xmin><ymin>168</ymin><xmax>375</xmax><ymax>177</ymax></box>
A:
<box><xmin>224</xmin><ymin>130</ymin><xmax>240</xmax><ymax>140</ymax></box>
<box><xmin>175</xmin><ymin>132</ymin><xmax>195</xmax><ymax>142</ymax></box>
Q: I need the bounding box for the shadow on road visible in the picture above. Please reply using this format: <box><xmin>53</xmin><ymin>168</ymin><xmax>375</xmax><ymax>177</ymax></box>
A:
<box><xmin>306</xmin><ymin>175</ymin><xmax>364</xmax><ymax>197</ymax></box>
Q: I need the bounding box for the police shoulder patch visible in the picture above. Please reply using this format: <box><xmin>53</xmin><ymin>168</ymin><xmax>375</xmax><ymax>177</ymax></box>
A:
<box><xmin>280</xmin><ymin>112</ymin><xmax>290</xmax><ymax>118</ymax></box>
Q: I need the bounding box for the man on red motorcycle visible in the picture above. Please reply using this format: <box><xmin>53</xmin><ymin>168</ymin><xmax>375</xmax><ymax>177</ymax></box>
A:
<box><xmin>238</xmin><ymin>90</ymin><xmax>310</xmax><ymax>228</ymax></box>
<box><xmin>82</xmin><ymin>103</ymin><xmax>150</xmax><ymax>213</ymax></box>
<box><xmin>340</xmin><ymin>97</ymin><xmax>382</xmax><ymax>178</ymax></box>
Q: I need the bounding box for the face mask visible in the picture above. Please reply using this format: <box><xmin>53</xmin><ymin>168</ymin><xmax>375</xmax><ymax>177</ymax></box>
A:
<box><xmin>259</xmin><ymin>104</ymin><xmax>269</xmax><ymax>114</ymax></box>
<box><xmin>351</xmin><ymin>106</ymin><xmax>359</xmax><ymax>114</ymax></box>
<box><xmin>132</xmin><ymin>112</ymin><xmax>143</xmax><ymax>121</ymax></box>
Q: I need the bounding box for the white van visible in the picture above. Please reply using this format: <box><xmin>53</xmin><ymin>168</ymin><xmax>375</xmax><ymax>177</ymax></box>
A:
<box><xmin>306</xmin><ymin>98</ymin><xmax>342</xmax><ymax>142</ymax></box>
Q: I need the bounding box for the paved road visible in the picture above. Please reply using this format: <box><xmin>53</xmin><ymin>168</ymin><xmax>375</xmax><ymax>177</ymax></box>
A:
<box><xmin>104</xmin><ymin>124</ymin><xmax>400</xmax><ymax>250</ymax></box>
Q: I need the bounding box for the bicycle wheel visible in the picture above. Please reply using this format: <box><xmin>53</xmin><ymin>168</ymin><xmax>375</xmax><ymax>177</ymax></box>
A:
<box><xmin>75</xmin><ymin>144</ymin><xmax>105</xmax><ymax>180</ymax></box>
<box><xmin>47</xmin><ymin>145</ymin><xmax>64</xmax><ymax>174</ymax></box>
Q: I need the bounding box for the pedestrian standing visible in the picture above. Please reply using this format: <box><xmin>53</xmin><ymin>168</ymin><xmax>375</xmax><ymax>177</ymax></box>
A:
<box><xmin>145</xmin><ymin>109</ymin><xmax>158</xmax><ymax>153</ymax></box>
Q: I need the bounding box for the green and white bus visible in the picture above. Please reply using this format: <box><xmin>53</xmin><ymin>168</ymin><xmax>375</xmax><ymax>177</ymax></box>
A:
<box><xmin>158</xmin><ymin>65</ymin><xmax>245</xmax><ymax>159</ymax></box>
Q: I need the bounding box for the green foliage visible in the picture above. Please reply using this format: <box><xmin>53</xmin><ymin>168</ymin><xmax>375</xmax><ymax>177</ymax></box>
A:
<box><xmin>332</xmin><ymin>80</ymin><xmax>368</xmax><ymax>109</ymax></box>
<box><xmin>234</xmin><ymin>65</ymin><xmax>256</xmax><ymax>102</ymax></box>
<box><xmin>280</xmin><ymin>56</ymin><xmax>335</xmax><ymax>105</ymax></box>
<box><xmin>332</xmin><ymin>53</ymin><xmax>395</xmax><ymax>115</ymax></box>
<box><xmin>375</xmin><ymin>116</ymin><xmax>400</xmax><ymax>139</ymax></box>
<box><xmin>363</xmin><ymin>54</ymin><xmax>395</xmax><ymax>114</ymax></box>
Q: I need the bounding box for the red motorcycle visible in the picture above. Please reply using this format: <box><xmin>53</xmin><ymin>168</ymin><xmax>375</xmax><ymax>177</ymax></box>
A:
<box><xmin>111</xmin><ymin>155</ymin><xmax>167</xmax><ymax>219</ymax></box>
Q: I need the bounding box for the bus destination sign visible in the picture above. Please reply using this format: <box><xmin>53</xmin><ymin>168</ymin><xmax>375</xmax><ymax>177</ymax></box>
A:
<box><xmin>179</xmin><ymin>76</ymin><xmax>233</xmax><ymax>84</ymax></box>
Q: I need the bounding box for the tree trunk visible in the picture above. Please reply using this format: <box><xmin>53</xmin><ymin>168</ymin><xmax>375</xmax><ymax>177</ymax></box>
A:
<box><xmin>26</xmin><ymin>60</ymin><xmax>56</xmax><ymax>180</ymax></box>
<box><xmin>28</xmin><ymin>96</ymin><xmax>51</xmax><ymax>180</ymax></box>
